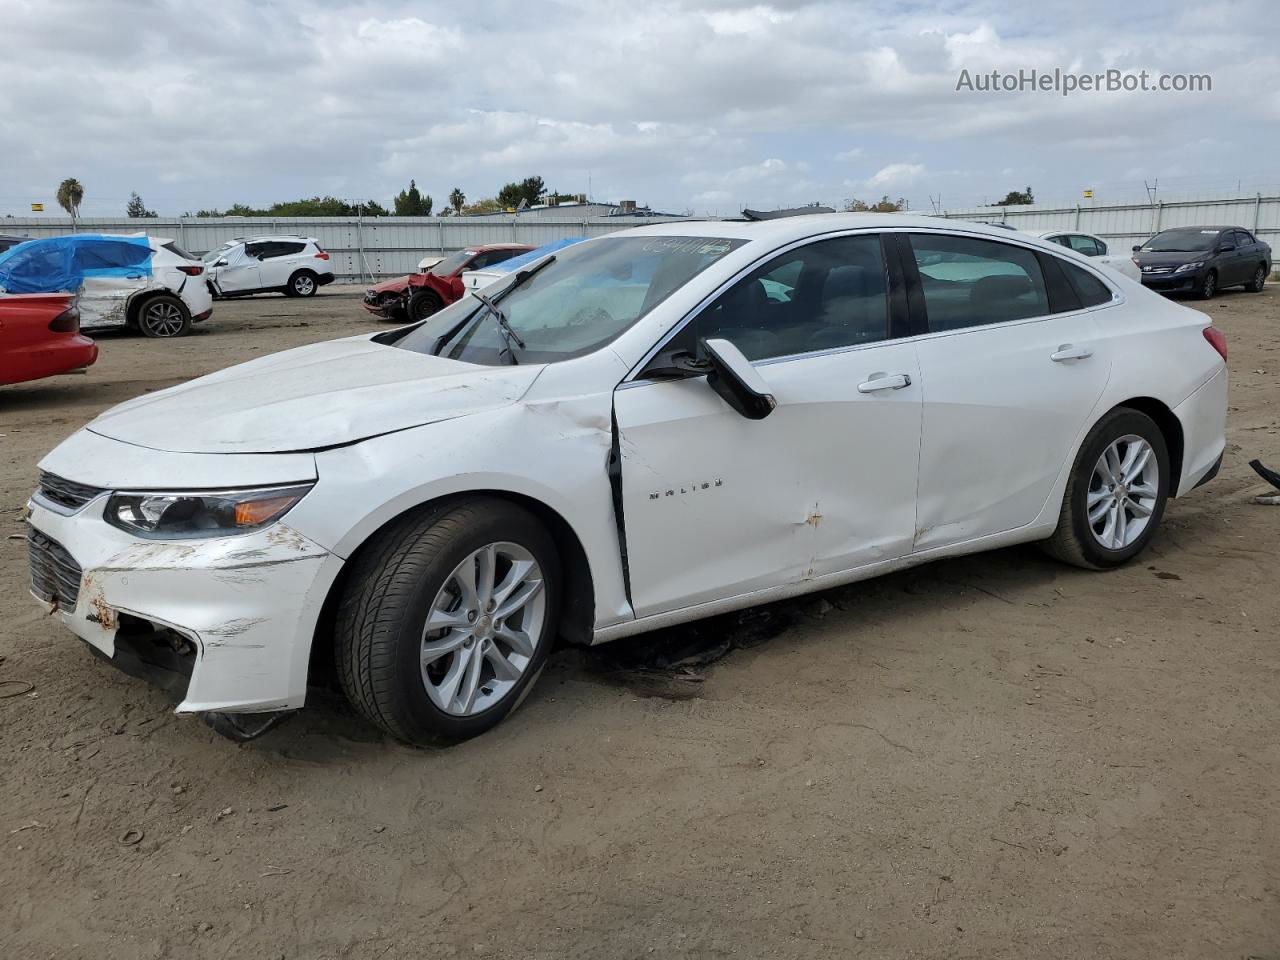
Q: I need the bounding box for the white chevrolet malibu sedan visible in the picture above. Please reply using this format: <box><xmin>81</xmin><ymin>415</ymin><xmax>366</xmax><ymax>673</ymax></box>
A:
<box><xmin>27</xmin><ymin>215</ymin><xmax>1228</xmax><ymax>744</ymax></box>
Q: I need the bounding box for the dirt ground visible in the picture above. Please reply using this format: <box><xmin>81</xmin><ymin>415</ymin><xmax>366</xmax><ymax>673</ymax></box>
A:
<box><xmin>1</xmin><ymin>282</ymin><xmax>1277</xmax><ymax>959</ymax></box>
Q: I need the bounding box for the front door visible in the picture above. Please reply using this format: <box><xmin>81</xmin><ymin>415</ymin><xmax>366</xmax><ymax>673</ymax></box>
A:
<box><xmin>903</xmin><ymin>231</ymin><xmax>1113</xmax><ymax>550</ymax></box>
<box><xmin>614</xmin><ymin>232</ymin><xmax>922</xmax><ymax>618</ymax></box>
<box><xmin>215</xmin><ymin>243</ymin><xmax>262</xmax><ymax>293</ymax></box>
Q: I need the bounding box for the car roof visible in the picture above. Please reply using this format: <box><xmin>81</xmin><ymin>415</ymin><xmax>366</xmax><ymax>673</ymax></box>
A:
<box><xmin>618</xmin><ymin>212</ymin><xmax>1064</xmax><ymax>246</ymax></box>
<box><xmin>1154</xmin><ymin>225</ymin><xmax>1243</xmax><ymax>232</ymax></box>
<box><xmin>229</xmin><ymin>235</ymin><xmax>318</xmax><ymax>243</ymax></box>
<box><xmin>468</xmin><ymin>243</ymin><xmax>535</xmax><ymax>252</ymax></box>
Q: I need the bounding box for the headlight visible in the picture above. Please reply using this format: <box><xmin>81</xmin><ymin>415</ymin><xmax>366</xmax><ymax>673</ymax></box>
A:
<box><xmin>105</xmin><ymin>484</ymin><xmax>313</xmax><ymax>539</ymax></box>
<box><xmin>1174</xmin><ymin>261</ymin><xmax>1205</xmax><ymax>273</ymax></box>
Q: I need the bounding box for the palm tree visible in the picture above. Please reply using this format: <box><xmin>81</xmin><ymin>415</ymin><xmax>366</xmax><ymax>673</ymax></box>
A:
<box><xmin>449</xmin><ymin>187</ymin><xmax>465</xmax><ymax>215</ymax></box>
<box><xmin>56</xmin><ymin>178</ymin><xmax>84</xmax><ymax>219</ymax></box>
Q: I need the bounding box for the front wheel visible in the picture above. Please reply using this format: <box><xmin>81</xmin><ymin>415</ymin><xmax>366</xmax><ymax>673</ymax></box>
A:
<box><xmin>1041</xmin><ymin>408</ymin><xmax>1170</xmax><ymax>570</ymax></box>
<box><xmin>334</xmin><ymin>499</ymin><xmax>560</xmax><ymax>745</ymax></box>
<box><xmin>1246</xmin><ymin>265</ymin><xmax>1267</xmax><ymax>293</ymax></box>
<box><xmin>406</xmin><ymin>289</ymin><xmax>443</xmax><ymax>322</ymax></box>
<box><xmin>137</xmin><ymin>295</ymin><xmax>192</xmax><ymax>338</ymax></box>
<box><xmin>1195</xmin><ymin>270</ymin><xmax>1217</xmax><ymax>300</ymax></box>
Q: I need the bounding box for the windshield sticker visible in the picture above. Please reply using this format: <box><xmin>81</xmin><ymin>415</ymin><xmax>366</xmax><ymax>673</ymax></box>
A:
<box><xmin>640</xmin><ymin>237</ymin><xmax>734</xmax><ymax>256</ymax></box>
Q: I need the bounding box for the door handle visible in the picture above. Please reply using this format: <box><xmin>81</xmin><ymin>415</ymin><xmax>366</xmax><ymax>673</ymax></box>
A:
<box><xmin>857</xmin><ymin>372</ymin><xmax>912</xmax><ymax>393</ymax></box>
<box><xmin>126</xmin><ymin>274</ymin><xmax>144</xmax><ymax>280</ymax></box>
<box><xmin>1051</xmin><ymin>344</ymin><xmax>1093</xmax><ymax>362</ymax></box>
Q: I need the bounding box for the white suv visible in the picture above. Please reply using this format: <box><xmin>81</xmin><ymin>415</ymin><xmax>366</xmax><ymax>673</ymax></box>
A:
<box><xmin>204</xmin><ymin>236</ymin><xmax>335</xmax><ymax>298</ymax></box>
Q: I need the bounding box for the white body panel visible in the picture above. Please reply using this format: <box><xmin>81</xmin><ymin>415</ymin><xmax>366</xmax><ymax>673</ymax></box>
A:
<box><xmin>1038</xmin><ymin>230</ymin><xmax>1141</xmax><ymax>282</ymax></box>
<box><xmin>206</xmin><ymin>236</ymin><xmax>334</xmax><ymax>296</ymax></box>
<box><xmin>26</xmin><ymin>214</ymin><xmax>1227</xmax><ymax>717</ymax></box>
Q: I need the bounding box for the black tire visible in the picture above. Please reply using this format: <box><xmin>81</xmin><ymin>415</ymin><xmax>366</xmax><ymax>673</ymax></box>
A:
<box><xmin>406</xmin><ymin>289</ymin><xmax>443</xmax><ymax>322</ymax></box>
<box><xmin>1246</xmin><ymin>264</ymin><xmax>1267</xmax><ymax>293</ymax></box>
<box><xmin>136</xmin><ymin>294</ymin><xmax>192</xmax><ymax>338</ymax></box>
<box><xmin>1041</xmin><ymin>408</ymin><xmax>1171</xmax><ymax>570</ymax></box>
<box><xmin>1194</xmin><ymin>270</ymin><xmax>1217</xmax><ymax>300</ymax></box>
<box><xmin>334</xmin><ymin>498</ymin><xmax>560</xmax><ymax>745</ymax></box>
<box><xmin>286</xmin><ymin>270</ymin><xmax>319</xmax><ymax>298</ymax></box>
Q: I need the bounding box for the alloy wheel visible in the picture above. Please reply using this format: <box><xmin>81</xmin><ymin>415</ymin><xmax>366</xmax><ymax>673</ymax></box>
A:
<box><xmin>143</xmin><ymin>301</ymin><xmax>186</xmax><ymax>337</ymax></box>
<box><xmin>294</xmin><ymin>275</ymin><xmax>316</xmax><ymax>295</ymax></box>
<box><xmin>419</xmin><ymin>542</ymin><xmax>546</xmax><ymax>716</ymax></box>
<box><xmin>1087</xmin><ymin>435</ymin><xmax>1160</xmax><ymax>550</ymax></box>
<box><xmin>1202</xmin><ymin>273</ymin><xmax>1216</xmax><ymax>298</ymax></box>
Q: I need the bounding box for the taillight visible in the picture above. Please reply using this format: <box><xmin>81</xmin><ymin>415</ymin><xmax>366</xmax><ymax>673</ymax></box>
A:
<box><xmin>1203</xmin><ymin>326</ymin><xmax>1227</xmax><ymax>361</ymax></box>
<box><xmin>178</xmin><ymin>265</ymin><xmax>204</xmax><ymax>276</ymax></box>
<box><xmin>48</xmin><ymin>306</ymin><xmax>80</xmax><ymax>333</ymax></box>
<box><xmin>315</xmin><ymin>251</ymin><xmax>330</xmax><ymax>260</ymax></box>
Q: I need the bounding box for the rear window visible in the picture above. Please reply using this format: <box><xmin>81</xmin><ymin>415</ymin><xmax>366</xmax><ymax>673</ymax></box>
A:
<box><xmin>162</xmin><ymin>241</ymin><xmax>198</xmax><ymax>261</ymax></box>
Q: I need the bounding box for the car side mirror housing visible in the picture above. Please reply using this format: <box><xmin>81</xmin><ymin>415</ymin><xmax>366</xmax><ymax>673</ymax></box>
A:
<box><xmin>700</xmin><ymin>337</ymin><xmax>776</xmax><ymax>420</ymax></box>
<box><xmin>1131</xmin><ymin>245</ymin><xmax>1141</xmax><ymax>253</ymax></box>
<box><xmin>1219</xmin><ymin>244</ymin><xmax>1235</xmax><ymax>252</ymax></box>
<box><xmin>214</xmin><ymin>258</ymin><xmax>228</xmax><ymax>267</ymax></box>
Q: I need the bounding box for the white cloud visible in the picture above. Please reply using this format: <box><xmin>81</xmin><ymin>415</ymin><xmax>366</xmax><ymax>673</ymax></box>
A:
<box><xmin>865</xmin><ymin>163</ymin><xmax>926</xmax><ymax>188</ymax></box>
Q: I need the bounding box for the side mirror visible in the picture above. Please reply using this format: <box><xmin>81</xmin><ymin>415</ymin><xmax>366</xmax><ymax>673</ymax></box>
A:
<box><xmin>213</xmin><ymin>258</ymin><xmax>228</xmax><ymax>267</ymax></box>
<box><xmin>1131</xmin><ymin>245</ymin><xmax>1141</xmax><ymax>253</ymax></box>
<box><xmin>701</xmin><ymin>337</ymin><xmax>776</xmax><ymax>420</ymax></box>
<box><xmin>1219</xmin><ymin>244</ymin><xmax>1235</xmax><ymax>252</ymax></box>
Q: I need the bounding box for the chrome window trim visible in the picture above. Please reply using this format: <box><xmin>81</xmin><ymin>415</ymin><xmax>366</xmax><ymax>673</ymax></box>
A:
<box><xmin>622</xmin><ymin>225</ymin><xmax>1123</xmax><ymax>387</ymax></box>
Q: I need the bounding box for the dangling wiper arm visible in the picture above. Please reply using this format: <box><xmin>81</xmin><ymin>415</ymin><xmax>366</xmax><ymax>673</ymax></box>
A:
<box><xmin>494</xmin><ymin>255</ymin><xmax>556</xmax><ymax>302</ymax></box>
<box><xmin>470</xmin><ymin>290</ymin><xmax>524</xmax><ymax>365</ymax></box>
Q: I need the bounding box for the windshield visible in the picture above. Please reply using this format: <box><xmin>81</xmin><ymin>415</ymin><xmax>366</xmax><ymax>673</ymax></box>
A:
<box><xmin>1142</xmin><ymin>228</ymin><xmax>1220</xmax><ymax>253</ymax></box>
<box><xmin>392</xmin><ymin>235</ymin><xmax>745</xmax><ymax>365</ymax></box>
<box><xmin>203</xmin><ymin>242</ymin><xmax>236</xmax><ymax>263</ymax></box>
<box><xmin>428</xmin><ymin>249</ymin><xmax>477</xmax><ymax>276</ymax></box>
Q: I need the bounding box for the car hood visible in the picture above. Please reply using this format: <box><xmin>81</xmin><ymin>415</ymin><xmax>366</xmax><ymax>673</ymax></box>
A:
<box><xmin>1134</xmin><ymin>250</ymin><xmax>1211</xmax><ymax>266</ymax></box>
<box><xmin>87</xmin><ymin>338</ymin><xmax>543</xmax><ymax>454</ymax></box>
<box><xmin>369</xmin><ymin>275</ymin><xmax>413</xmax><ymax>294</ymax></box>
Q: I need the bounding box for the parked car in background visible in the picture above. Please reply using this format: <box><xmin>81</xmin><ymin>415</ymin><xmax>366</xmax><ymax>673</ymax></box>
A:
<box><xmin>28</xmin><ymin>216</ymin><xmax>1227</xmax><ymax>745</ymax></box>
<box><xmin>363</xmin><ymin>243</ymin><xmax>534</xmax><ymax>322</ymax></box>
<box><xmin>204</xmin><ymin>236</ymin><xmax>334</xmax><ymax>298</ymax></box>
<box><xmin>0</xmin><ymin>234</ymin><xmax>212</xmax><ymax>338</ymax></box>
<box><xmin>1133</xmin><ymin>226</ymin><xmax>1271</xmax><ymax>299</ymax></box>
<box><xmin>459</xmin><ymin>237</ymin><xmax>588</xmax><ymax>292</ymax></box>
<box><xmin>0</xmin><ymin>293</ymin><xmax>97</xmax><ymax>386</ymax></box>
<box><xmin>1038</xmin><ymin>231</ymin><xmax>1141</xmax><ymax>281</ymax></box>
<box><xmin>0</xmin><ymin>234</ymin><xmax>31</xmax><ymax>255</ymax></box>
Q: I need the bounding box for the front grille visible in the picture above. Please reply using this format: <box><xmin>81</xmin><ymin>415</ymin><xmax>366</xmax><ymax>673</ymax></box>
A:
<box><xmin>1143</xmin><ymin>266</ymin><xmax>1173</xmax><ymax>275</ymax></box>
<box><xmin>28</xmin><ymin>528</ymin><xmax>83</xmax><ymax>608</ymax></box>
<box><xmin>37</xmin><ymin>471</ymin><xmax>104</xmax><ymax>512</ymax></box>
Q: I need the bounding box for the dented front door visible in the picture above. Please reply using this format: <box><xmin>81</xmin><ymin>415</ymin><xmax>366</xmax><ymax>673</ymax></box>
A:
<box><xmin>613</xmin><ymin>342</ymin><xmax>923</xmax><ymax>619</ymax></box>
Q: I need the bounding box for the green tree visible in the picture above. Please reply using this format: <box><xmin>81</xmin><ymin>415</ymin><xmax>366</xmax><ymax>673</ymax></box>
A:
<box><xmin>126</xmin><ymin>191</ymin><xmax>157</xmax><ymax>218</ymax></box>
<box><xmin>994</xmin><ymin>186</ymin><xmax>1034</xmax><ymax>206</ymax></box>
<box><xmin>496</xmin><ymin>175</ymin><xmax>546</xmax><ymax>211</ymax></box>
<box><xmin>393</xmin><ymin>180</ymin><xmax>433</xmax><ymax>216</ymax></box>
<box><xmin>461</xmin><ymin>197</ymin><xmax>504</xmax><ymax>216</ymax></box>
<box><xmin>449</xmin><ymin>187</ymin><xmax>465</xmax><ymax>214</ymax></box>
<box><xmin>56</xmin><ymin>177</ymin><xmax>84</xmax><ymax>218</ymax></box>
<box><xmin>843</xmin><ymin>195</ymin><xmax>905</xmax><ymax>213</ymax></box>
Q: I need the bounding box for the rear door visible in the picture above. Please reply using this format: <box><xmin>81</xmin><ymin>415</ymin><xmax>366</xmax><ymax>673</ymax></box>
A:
<box><xmin>615</xmin><ymin>232</ymin><xmax>922</xmax><ymax>616</ymax></box>
<box><xmin>902</xmin><ymin>231</ymin><xmax>1114</xmax><ymax>551</ymax></box>
<box><xmin>258</xmin><ymin>241</ymin><xmax>307</xmax><ymax>288</ymax></box>
<box><xmin>79</xmin><ymin>239</ymin><xmax>153</xmax><ymax>328</ymax></box>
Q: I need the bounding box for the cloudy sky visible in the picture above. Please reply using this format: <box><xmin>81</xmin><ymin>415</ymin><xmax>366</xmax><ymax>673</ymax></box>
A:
<box><xmin>2</xmin><ymin>0</ymin><xmax>1277</xmax><ymax>218</ymax></box>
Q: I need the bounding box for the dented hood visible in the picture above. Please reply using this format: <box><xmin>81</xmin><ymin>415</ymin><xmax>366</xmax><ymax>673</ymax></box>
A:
<box><xmin>87</xmin><ymin>338</ymin><xmax>542</xmax><ymax>454</ymax></box>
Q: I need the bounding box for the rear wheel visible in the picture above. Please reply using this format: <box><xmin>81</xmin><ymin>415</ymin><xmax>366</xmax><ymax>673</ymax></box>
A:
<box><xmin>1195</xmin><ymin>270</ymin><xmax>1217</xmax><ymax>300</ymax></box>
<box><xmin>334</xmin><ymin>499</ymin><xmax>559</xmax><ymax>745</ymax></box>
<box><xmin>286</xmin><ymin>270</ymin><xmax>318</xmax><ymax>297</ymax></box>
<box><xmin>136</xmin><ymin>295</ymin><xmax>192</xmax><ymax>338</ymax></box>
<box><xmin>1042</xmin><ymin>408</ymin><xmax>1170</xmax><ymax>569</ymax></box>
<box><xmin>1246</xmin><ymin>264</ymin><xmax>1267</xmax><ymax>293</ymax></box>
<box><xmin>407</xmin><ymin>289</ymin><xmax>443</xmax><ymax>322</ymax></box>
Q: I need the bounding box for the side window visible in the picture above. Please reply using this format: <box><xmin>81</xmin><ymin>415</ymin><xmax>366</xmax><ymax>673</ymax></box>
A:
<box><xmin>1064</xmin><ymin>234</ymin><xmax>1102</xmax><ymax>257</ymax></box>
<box><xmin>672</xmin><ymin>234</ymin><xmax>889</xmax><ymax>361</ymax></box>
<box><xmin>467</xmin><ymin>251</ymin><xmax>499</xmax><ymax>269</ymax></box>
<box><xmin>1058</xmin><ymin>258</ymin><xmax>1114</xmax><ymax>308</ymax></box>
<box><xmin>1047</xmin><ymin>235</ymin><xmax>1071</xmax><ymax>249</ymax></box>
<box><xmin>1235</xmin><ymin>230</ymin><xmax>1254</xmax><ymax>247</ymax></box>
<box><xmin>245</xmin><ymin>242</ymin><xmax>269</xmax><ymax>259</ymax></box>
<box><xmin>908</xmin><ymin>234</ymin><xmax>1048</xmax><ymax>331</ymax></box>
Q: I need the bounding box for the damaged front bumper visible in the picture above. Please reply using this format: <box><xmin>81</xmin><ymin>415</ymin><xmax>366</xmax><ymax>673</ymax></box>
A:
<box><xmin>26</xmin><ymin>493</ymin><xmax>343</xmax><ymax>715</ymax></box>
<box><xmin>362</xmin><ymin>289</ymin><xmax>405</xmax><ymax>318</ymax></box>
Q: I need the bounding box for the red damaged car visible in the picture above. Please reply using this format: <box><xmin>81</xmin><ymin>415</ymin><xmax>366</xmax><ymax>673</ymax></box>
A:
<box><xmin>362</xmin><ymin>243</ymin><xmax>533</xmax><ymax>322</ymax></box>
<box><xmin>1</xmin><ymin>293</ymin><xmax>98</xmax><ymax>386</ymax></box>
